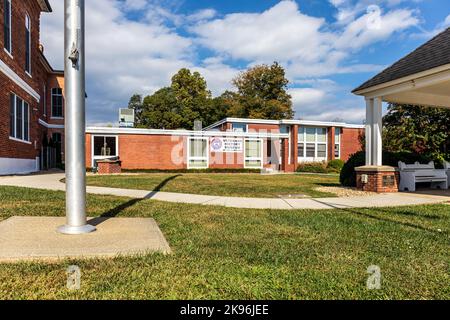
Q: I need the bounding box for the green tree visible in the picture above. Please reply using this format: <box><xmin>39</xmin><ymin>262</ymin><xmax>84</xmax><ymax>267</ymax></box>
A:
<box><xmin>139</xmin><ymin>87</ymin><xmax>184</xmax><ymax>129</ymax></box>
<box><xmin>383</xmin><ymin>103</ymin><xmax>450</xmax><ymax>162</ymax></box>
<box><xmin>127</xmin><ymin>94</ymin><xmax>143</xmax><ymax>125</ymax></box>
<box><xmin>227</xmin><ymin>62</ymin><xmax>294</xmax><ymax>119</ymax></box>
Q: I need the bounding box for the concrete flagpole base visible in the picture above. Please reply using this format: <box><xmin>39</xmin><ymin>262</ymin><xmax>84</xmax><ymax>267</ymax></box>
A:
<box><xmin>57</xmin><ymin>224</ymin><xmax>97</xmax><ymax>235</ymax></box>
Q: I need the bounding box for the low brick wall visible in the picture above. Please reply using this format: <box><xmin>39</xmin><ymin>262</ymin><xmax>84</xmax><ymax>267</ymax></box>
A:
<box><xmin>356</xmin><ymin>166</ymin><xmax>399</xmax><ymax>193</ymax></box>
<box><xmin>97</xmin><ymin>160</ymin><xmax>122</xmax><ymax>174</ymax></box>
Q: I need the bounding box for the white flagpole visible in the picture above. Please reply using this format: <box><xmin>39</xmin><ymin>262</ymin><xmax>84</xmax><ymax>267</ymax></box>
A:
<box><xmin>58</xmin><ymin>0</ymin><xmax>96</xmax><ymax>234</ymax></box>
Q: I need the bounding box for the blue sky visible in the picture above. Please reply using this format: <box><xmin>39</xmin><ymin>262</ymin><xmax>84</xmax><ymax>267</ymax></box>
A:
<box><xmin>40</xmin><ymin>0</ymin><xmax>450</xmax><ymax>125</ymax></box>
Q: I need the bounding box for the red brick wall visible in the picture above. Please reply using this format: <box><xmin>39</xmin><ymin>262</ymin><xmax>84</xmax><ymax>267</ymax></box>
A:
<box><xmin>0</xmin><ymin>1</ymin><xmax>61</xmax><ymax>163</ymax></box>
<box><xmin>341</xmin><ymin>128</ymin><xmax>363</xmax><ymax>161</ymax></box>
<box><xmin>247</xmin><ymin>124</ymin><xmax>280</xmax><ymax>132</ymax></box>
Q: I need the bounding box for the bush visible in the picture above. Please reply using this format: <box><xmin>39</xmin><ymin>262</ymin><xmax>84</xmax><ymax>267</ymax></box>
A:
<box><xmin>326</xmin><ymin>159</ymin><xmax>345</xmax><ymax>173</ymax></box>
<box><xmin>121</xmin><ymin>168</ymin><xmax>262</xmax><ymax>174</ymax></box>
<box><xmin>340</xmin><ymin>151</ymin><xmax>432</xmax><ymax>187</ymax></box>
<box><xmin>296</xmin><ymin>162</ymin><xmax>328</xmax><ymax>174</ymax></box>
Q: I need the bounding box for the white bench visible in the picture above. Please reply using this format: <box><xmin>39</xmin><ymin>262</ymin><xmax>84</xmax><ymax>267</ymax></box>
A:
<box><xmin>445</xmin><ymin>161</ymin><xmax>450</xmax><ymax>188</ymax></box>
<box><xmin>398</xmin><ymin>161</ymin><xmax>448</xmax><ymax>192</ymax></box>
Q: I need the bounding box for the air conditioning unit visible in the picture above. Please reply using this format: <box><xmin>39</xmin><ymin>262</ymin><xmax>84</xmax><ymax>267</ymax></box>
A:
<box><xmin>119</xmin><ymin>108</ymin><xmax>135</xmax><ymax>128</ymax></box>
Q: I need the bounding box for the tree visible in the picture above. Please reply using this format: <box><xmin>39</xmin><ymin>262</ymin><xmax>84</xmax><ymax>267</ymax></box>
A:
<box><xmin>383</xmin><ymin>103</ymin><xmax>450</xmax><ymax>162</ymax></box>
<box><xmin>127</xmin><ymin>94</ymin><xmax>144</xmax><ymax>125</ymax></box>
<box><xmin>227</xmin><ymin>62</ymin><xmax>294</xmax><ymax>119</ymax></box>
<box><xmin>139</xmin><ymin>87</ymin><xmax>184</xmax><ymax>129</ymax></box>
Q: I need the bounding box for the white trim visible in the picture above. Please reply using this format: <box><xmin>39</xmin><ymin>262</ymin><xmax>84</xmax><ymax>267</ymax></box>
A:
<box><xmin>9</xmin><ymin>136</ymin><xmax>32</xmax><ymax>145</ymax></box>
<box><xmin>187</xmin><ymin>137</ymin><xmax>209</xmax><ymax>169</ymax></box>
<box><xmin>297</xmin><ymin>127</ymin><xmax>328</xmax><ymax>163</ymax></box>
<box><xmin>91</xmin><ymin>135</ymin><xmax>119</xmax><ymax>168</ymax></box>
<box><xmin>0</xmin><ymin>59</ymin><xmax>40</xmax><ymax>102</ymax></box>
<box><xmin>353</xmin><ymin>63</ymin><xmax>450</xmax><ymax>96</ymax></box>
<box><xmin>203</xmin><ymin>117</ymin><xmax>364</xmax><ymax>131</ymax></box>
<box><xmin>334</xmin><ymin>127</ymin><xmax>341</xmax><ymax>160</ymax></box>
<box><xmin>244</xmin><ymin>138</ymin><xmax>263</xmax><ymax>169</ymax></box>
<box><xmin>38</xmin><ymin>118</ymin><xmax>65</xmax><ymax>129</ymax></box>
<box><xmin>4</xmin><ymin>48</ymin><xmax>13</xmax><ymax>59</ymax></box>
<box><xmin>86</xmin><ymin>127</ymin><xmax>290</xmax><ymax>139</ymax></box>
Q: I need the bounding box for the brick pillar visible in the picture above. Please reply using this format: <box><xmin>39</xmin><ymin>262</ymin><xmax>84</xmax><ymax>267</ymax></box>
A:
<box><xmin>291</xmin><ymin>125</ymin><xmax>298</xmax><ymax>169</ymax></box>
<box><xmin>355</xmin><ymin>166</ymin><xmax>399</xmax><ymax>193</ymax></box>
<box><xmin>281</xmin><ymin>138</ymin><xmax>290</xmax><ymax>172</ymax></box>
<box><xmin>328</xmin><ymin>127</ymin><xmax>336</xmax><ymax>161</ymax></box>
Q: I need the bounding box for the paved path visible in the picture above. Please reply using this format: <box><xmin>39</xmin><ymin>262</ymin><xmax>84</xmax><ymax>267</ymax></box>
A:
<box><xmin>0</xmin><ymin>173</ymin><xmax>448</xmax><ymax>210</ymax></box>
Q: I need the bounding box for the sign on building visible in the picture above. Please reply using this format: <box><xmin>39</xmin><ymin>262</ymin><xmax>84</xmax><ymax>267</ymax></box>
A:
<box><xmin>210</xmin><ymin>137</ymin><xmax>243</xmax><ymax>153</ymax></box>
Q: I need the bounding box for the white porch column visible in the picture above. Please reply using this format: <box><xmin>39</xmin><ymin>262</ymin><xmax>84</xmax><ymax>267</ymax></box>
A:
<box><xmin>365</xmin><ymin>98</ymin><xmax>373</xmax><ymax>166</ymax></box>
<box><xmin>372</xmin><ymin>97</ymin><xmax>383</xmax><ymax>166</ymax></box>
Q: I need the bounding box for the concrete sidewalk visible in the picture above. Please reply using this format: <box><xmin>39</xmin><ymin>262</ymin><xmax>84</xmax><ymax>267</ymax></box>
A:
<box><xmin>0</xmin><ymin>172</ymin><xmax>448</xmax><ymax>210</ymax></box>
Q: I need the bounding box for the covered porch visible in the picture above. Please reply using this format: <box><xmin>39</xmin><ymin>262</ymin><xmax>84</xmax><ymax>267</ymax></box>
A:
<box><xmin>353</xmin><ymin>28</ymin><xmax>450</xmax><ymax>191</ymax></box>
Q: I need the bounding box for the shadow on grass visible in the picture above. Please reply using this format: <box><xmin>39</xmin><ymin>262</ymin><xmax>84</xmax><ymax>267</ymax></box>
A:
<box><xmin>311</xmin><ymin>198</ymin><xmax>447</xmax><ymax>236</ymax></box>
<box><xmin>88</xmin><ymin>174</ymin><xmax>182</xmax><ymax>226</ymax></box>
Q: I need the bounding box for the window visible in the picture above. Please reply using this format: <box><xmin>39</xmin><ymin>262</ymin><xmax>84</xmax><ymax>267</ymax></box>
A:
<box><xmin>297</xmin><ymin>127</ymin><xmax>327</xmax><ymax>161</ymax></box>
<box><xmin>51</xmin><ymin>88</ymin><xmax>63</xmax><ymax>118</ymax></box>
<box><xmin>4</xmin><ymin>0</ymin><xmax>11</xmax><ymax>53</ymax></box>
<box><xmin>42</xmin><ymin>84</ymin><xmax>46</xmax><ymax>115</ymax></box>
<box><xmin>25</xmin><ymin>15</ymin><xmax>31</xmax><ymax>74</ymax></box>
<box><xmin>334</xmin><ymin>128</ymin><xmax>341</xmax><ymax>159</ymax></box>
<box><xmin>9</xmin><ymin>93</ymin><xmax>30</xmax><ymax>142</ymax></box>
<box><xmin>245</xmin><ymin>139</ymin><xmax>262</xmax><ymax>169</ymax></box>
<box><xmin>188</xmin><ymin>137</ymin><xmax>208</xmax><ymax>169</ymax></box>
<box><xmin>92</xmin><ymin>136</ymin><xmax>118</xmax><ymax>167</ymax></box>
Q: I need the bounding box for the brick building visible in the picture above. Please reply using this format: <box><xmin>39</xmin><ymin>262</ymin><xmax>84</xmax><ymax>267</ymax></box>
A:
<box><xmin>0</xmin><ymin>0</ymin><xmax>65</xmax><ymax>175</ymax></box>
<box><xmin>86</xmin><ymin>118</ymin><xmax>364</xmax><ymax>172</ymax></box>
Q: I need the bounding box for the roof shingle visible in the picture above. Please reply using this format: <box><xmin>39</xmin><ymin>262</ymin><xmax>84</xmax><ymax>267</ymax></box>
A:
<box><xmin>353</xmin><ymin>28</ymin><xmax>450</xmax><ymax>93</ymax></box>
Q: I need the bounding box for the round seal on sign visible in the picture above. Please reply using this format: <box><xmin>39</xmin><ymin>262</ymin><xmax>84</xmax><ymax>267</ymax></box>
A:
<box><xmin>211</xmin><ymin>138</ymin><xmax>223</xmax><ymax>151</ymax></box>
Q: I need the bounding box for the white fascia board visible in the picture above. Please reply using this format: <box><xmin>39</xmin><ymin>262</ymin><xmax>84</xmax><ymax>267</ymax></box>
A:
<box><xmin>353</xmin><ymin>63</ymin><xmax>450</xmax><ymax>97</ymax></box>
<box><xmin>86</xmin><ymin>127</ymin><xmax>290</xmax><ymax>139</ymax></box>
<box><xmin>0</xmin><ymin>58</ymin><xmax>40</xmax><ymax>102</ymax></box>
<box><xmin>39</xmin><ymin>119</ymin><xmax>65</xmax><ymax>129</ymax></box>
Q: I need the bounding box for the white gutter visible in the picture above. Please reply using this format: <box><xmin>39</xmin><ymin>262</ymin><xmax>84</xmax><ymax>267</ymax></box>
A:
<box><xmin>39</xmin><ymin>118</ymin><xmax>65</xmax><ymax>129</ymax></box>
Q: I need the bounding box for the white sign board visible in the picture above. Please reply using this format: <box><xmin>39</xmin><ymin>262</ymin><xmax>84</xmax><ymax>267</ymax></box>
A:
<box><xmin>210</xmin><ymin>137</ymin><xmax>243</xmax><ymax>153</ymax></box>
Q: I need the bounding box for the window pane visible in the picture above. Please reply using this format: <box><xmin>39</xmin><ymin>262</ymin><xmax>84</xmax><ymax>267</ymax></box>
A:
<box><xmin>335</xmin><ymin>128</ymin><xmax>341</xmax><ymax>143</ymax></box>
<box><xmin>94</xmin><ymin>136</ymin><xmax>117</xmax><ymax>156</ymax></box>
<box><xmin>298</xmin><ymin>144</ymin><xmax>305</xmax><ymax>157</ymax></box>
<box><xmin>105</xmin><ymin>137</ymin><xmax>116</xmax><ymax>156</ymax></box>
<box><xmin>334</xmin><ymin>144</ymin><xmax>340</xmax><ymax>158</ymax></box>
<box><xmin>317</xmin><ymin>128</ymin><xmax>327</xmax><ymax>142</ymax></box>
<box><xmin>246</xmin><ymin>140</ymin><xmax>260</xmax><ymax>158</ymax></box>
<box><xmin>16</xmin><ymin>97</ymin><xmax>23</xmax><ymax>140</ymax></box>
<box><xmin>306</xmin><ymin>143</ymin><xmax>315</xmax><ymax>157</ymax></box>
<box><xmin>190</xmin><ymin>139</ymin><xmax>207</xmax><ymax>157</ymax></box>
<box><xmin>189</xmin><ymin>160</ymin><xmax>208</xmax><ymax>168</ymax></box>
<box><xmin>52</xmin><ymin>88</ymin><xmax>63</xmax><ymax>117</ymax></box>
<box><xmin>298</xmin><ymin>127</ymin><xmax>304</xmax><ymax>142</ymax></box>
<box><xmin>305</xmin><ymin>128</ymin><xmax>315</xmax><ymax>142</ymax></box>
<box><xmin>4</xmin><ymin>0</ymin><xmax>11</xmax><ymax>52</ymax></box>
<box><xmin>23</xmin><ymin>103</ymin><xmax>29</xmax><ymax>141</ymax></box>
<box><xmin>245</xmin><ymin>160</ymin><xmax>261</xmax><ymax>168</ymax></box>
<box><xmin>9</xmin><ymin>94</ymin><xmax>15</xmax><ymax>137</ymax></box>
<box><xmin>317</xmin><ymin>144</ymin><xmax>326</xmax><ymax>158</ymax></box>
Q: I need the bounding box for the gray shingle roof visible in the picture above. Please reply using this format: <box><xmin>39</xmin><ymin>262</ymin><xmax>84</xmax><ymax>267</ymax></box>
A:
<box><xmin>353</xmin><ymin>28</ymin><xmax>450</xmax><ymax>93</ymax></box>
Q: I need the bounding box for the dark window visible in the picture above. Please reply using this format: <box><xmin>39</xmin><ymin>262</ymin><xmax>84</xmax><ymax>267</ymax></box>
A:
<box><xmin>15</xmin><ymin>97</ymin><xmax>23</xmax><ymax>140</ymax></box>
<box><xmin>4</xmin><ymin>0</ymin><xmax>11</xmax><ymax>53</ymax></box>
<box><xmin>306</xmin><ymin>143</ymin><xmax>315</xmax><ymax>157</ymax></box>
<box><xmin>25</xmin><ymin>15</ymin><xmax>31</xmax><ymax>73</ymax></box>
<box><xmin>9</xmin><ymin>94</ymin><xmax>15</xmax><ymax>137</ymax></box>
<box><xmin>93</xmin><ymin>136</ymin><xmax>117</xmax><ymax>157</ymax></box>
<box><xmin>266</xmin><ymin>139</ymin><xmax>272</xmax><ymax>158</ymax></box>
<box><xmin>298</xmin><ymin>144</ymin><xmax>304</xmax><ymax>158</ymax></box>
<box><xmin>23</xmin><ymin>103</ymin><xmax>29</xmax><ymax>141</ymax></box>
<box><xmin>51</xmin><ymin>88</ymin><xmax>63</xmax><ymax>118</ymax></box>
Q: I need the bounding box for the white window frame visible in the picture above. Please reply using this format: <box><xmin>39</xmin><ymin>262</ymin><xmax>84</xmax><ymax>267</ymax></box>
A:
<box><xmin>244</xmin><ymin>138</ymin><xmax>263</xmax><ymax>169</ymax></box>
<box><xmin>4</xmin><ymin>0</ymin><xmax>12</xmax><ymax>56</ymax></box>
<box><xmin>25</xmin><ymin>14</ymin><xmax>31</xmax><ymax>76</ymax></box>
<box><xmin>187</xmin><ymin>137</ymin><xmax>209</xmax><ymax>169</ymax></box>
<box><xmin>297</xmin><ymin>127</ymin><xmax>328</xmax><ymax>163</ymax></box>
<box><xmin>51</xmin><ymin>87</ymin><xmax>63</xmax><ymax>119</ymax></box>
<box><xmin>91</xmin><ymin>135</ymin><xmax>119</xmax><ymax>168</ymax></box>
<box><xmin>9</xmin><ymin>92</ymin><xmax>31</xmax><ymax>144</ymax></box>
<box><xmin>334</xmin><ymin>128</ymin><xmax>341</xmax><ymax>159</ymax></box>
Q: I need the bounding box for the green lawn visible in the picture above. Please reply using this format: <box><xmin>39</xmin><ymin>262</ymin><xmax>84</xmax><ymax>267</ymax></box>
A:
<box><xmin>84</xmin><ymin>173</ymin><xmax>340</xmax><ymax>198</ymax></box>
<box><xmin>0</xmin><ymin>186</ymin><xmax>449</xmax><ymax>300</ymax></box>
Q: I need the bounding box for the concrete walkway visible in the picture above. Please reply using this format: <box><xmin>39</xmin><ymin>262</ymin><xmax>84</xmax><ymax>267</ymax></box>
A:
<box><xmin>0</xmin><ymin>172</ymin><xmax>448</xmax><ymax>210</ymax></box>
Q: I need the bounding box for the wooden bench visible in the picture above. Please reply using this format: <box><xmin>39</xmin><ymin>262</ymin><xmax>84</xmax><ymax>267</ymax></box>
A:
<box><xmin>398</xmin><ymin>161</ymin><xmax>448</xmax><ymax>192</ymax></box>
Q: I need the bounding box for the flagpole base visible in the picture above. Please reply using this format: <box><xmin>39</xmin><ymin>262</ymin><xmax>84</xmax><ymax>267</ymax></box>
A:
<box><xmin>57</xmin><ymin>224</ymin><xmax>96</xmax><ymax>235</ymax></box>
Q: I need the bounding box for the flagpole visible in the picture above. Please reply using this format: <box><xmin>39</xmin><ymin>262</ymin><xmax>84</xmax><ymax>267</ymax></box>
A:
<box><xmin>58</xmin><ymin>0</ymin><xmax>96</xmax><ymax>235</ymax></box>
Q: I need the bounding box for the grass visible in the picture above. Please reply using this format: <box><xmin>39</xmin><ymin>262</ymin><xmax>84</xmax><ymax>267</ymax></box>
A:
<box><xmin>0</xmin><ymin>186</ymin><xmax>449</xmax><ymax>300</ymax></box>
<box><xmin>84</xmin><ymin>173</ymin><xmax>340</xmax><ymax>198</ymax></box>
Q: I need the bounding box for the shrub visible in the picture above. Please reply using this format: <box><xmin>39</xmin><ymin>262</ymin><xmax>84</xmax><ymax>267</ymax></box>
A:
<box><xmin>121</xmin><ymin>168</ymin><xmax>261</xmax><ymax>174</ymax></box>
<box><xmin>340</xmin><ymin>151</ymin><xmax>432</xmax><ymax>187</ymax></box>
<box><xmin>296</xmin><ymin>162</ymin><xmax>328</xmax><ymax>174</ymax></box>
<box><xmin>326</xmin><ymin>159</ymin><xmax>345</xmax><ymax>173</ymax></box>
